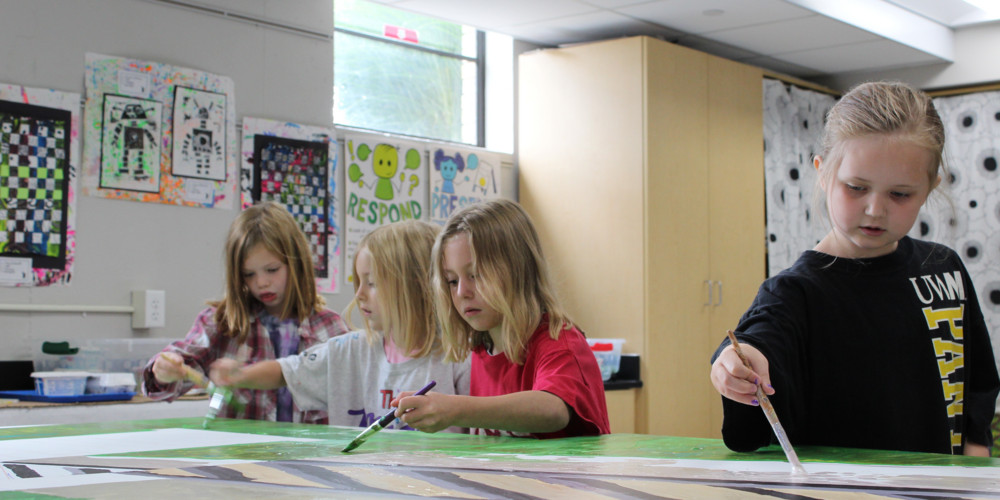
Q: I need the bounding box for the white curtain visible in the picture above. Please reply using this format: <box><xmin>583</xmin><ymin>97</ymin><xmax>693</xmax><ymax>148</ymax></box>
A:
<box><xmin>762</xmin><ymin>78</ymin><xmax>835</xmax><ymax>276</ymax></box>
<box><xmin>928</xmin><ymin>90</ymin><xmax>1000</xmax><ymax>380</ymax></box>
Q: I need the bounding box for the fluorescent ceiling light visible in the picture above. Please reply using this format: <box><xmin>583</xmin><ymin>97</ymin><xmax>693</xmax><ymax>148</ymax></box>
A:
<box><xmin>963</xmin><ymin>0</ymin><xmax>1000</xmax><ymax>13</ymax></box>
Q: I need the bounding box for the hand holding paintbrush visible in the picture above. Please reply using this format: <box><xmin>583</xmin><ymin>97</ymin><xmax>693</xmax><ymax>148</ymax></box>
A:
<box><xmin>152</xmin><ymin>352</ymin><xmax>207</xmax><ymax>387</ymax></box>
<box><xmin>722</xmin><ymin>330</ymin><xmax>806</xmax><ymax>475</ymax></box>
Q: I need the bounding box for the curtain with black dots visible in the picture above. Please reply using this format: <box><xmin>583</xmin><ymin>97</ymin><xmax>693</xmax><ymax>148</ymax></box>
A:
<box><xmin>927</xmin><ymin>90</ymin><xmax>1000</xmax><ymax>376</ymax></box>
<box><xmin>762</xmin><ymin>78</ymin><xmax>836</xmax><ymax>277</ymax></box>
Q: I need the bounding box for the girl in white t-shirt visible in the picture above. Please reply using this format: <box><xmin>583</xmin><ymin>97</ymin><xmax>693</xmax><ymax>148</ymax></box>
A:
<box><xmin>209</xmin><ymin>220</ymin><xmax>469</xmax><ymax>430</ymax></box>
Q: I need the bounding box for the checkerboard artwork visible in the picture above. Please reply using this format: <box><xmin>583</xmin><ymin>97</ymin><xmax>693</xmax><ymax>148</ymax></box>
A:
<box><xmin>0</xmin><ymin>100</ymin><xmax>70</xmax><ymax>270</ymax></box>
<box><xmin>252</xmin><ymin>135</ymin><xmax>329</xmax><ymax>278</ymax></box>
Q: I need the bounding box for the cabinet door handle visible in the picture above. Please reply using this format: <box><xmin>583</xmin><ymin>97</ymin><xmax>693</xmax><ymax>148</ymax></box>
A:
<box><xmin>715</xmin><ymin>280</ymin><xmax>723</xmax><ymax>307</ymax></box>
<box><xmin>704</xmin><ymin>280</ymin><xmax>714</xmax><ymax>306</ymax></box>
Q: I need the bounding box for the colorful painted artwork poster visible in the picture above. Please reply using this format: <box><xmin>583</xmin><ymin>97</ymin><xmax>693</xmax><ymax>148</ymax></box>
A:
<box><xmin>343</xmin><ymin>132</ymin><xmax>427</xmax><ymax>286</ymax></box>
<box><xmin>99</xmin><ymin>94</ymin><xmax>161</xmax><ymax>193</ymax></box>
<box><xmin>3</xmin><ymin>419</ymin><xmax>999</xmax><ymax>498</ymax></box>
<box><xmin>240</xmin><ymin>118</ymin><xmax>339</xmax><ymax>293</ymax></box>
<box><xmin>172</xmin><ymin>86</ymin><xmax>226</xmax><ymax>181</ymax></box>
<box><xmin>82</xmin><ymin>53</ymin><xmax>237</xmax><ymax>209</ymax></box>
<box><xmin>429</xmin><ymin>146</ymin><xmax>502</xmax><ymax>225</ymax></box>
<box><xmin>0</xmin><ymin>83</ymin><xmax>80</xmax><ymax>287</ymax></box>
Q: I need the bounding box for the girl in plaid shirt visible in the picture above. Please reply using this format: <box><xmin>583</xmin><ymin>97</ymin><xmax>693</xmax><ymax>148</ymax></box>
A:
<box><xmin>142</xmin><ymin>201</ymin><xmax>349</xmax><ymax>423</ymax></box>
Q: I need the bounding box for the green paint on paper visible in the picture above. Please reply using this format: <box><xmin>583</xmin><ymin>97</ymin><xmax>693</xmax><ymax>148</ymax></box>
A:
<box><xmin>0</xmin><ymin>493</ymin><xmax>84</xmax><ymax>500</ymax></box>
<box><xmin>3</xmin><ymin>417</ymin><xmax>998</xmax><ymax>469</ymax></box>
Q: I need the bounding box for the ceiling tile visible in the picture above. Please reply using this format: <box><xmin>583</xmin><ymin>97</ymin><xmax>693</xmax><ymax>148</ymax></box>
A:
<box><xmin>387</xmin><ymin>0</ymin><xmax>598</xmax><ymax>30</ymax></box>
<box><xmin>507</xmin><ymin>10</ymin><xmax>683</xmax><ymax>46</ymax></box>
<box><xmin>708</xmin><ymin>14</ymin><xmax>880</xmax><ymax>56</ymax></box>
<box><xmin>777</xmin><ymin>38</ymin><xmax>945</xmax><ymax>74</ymax></box>
<box><xmin>579</xmin><ymin>0</ymin><xmax>658</xmax><ymax>8</ymax></box>
<box><xmin>616</xmin><ymin>0</ymin><xmax>814</xmax><ymax>35</ymax></box>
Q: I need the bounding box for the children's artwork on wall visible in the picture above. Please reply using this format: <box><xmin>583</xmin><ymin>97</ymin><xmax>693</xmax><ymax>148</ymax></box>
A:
<box><xmin>99</xmin><ymin>94</ymin><xmax>162</xmax><ymax>192</ymax></box>
<box><xmin>0</xmin><ymin>83</ymin><xmax>80</xmax><ymax>287</ymax></box>
<box><xmin>82</xmin><ymin>53</ymin><xmax>237</xmax><ymax>209</ymax></box>
<box><xmin>429</xmin><ymin>146</ymin><xmax>501</xmax><ymax>225</ymax></box>
<box><xmin>172</xmin><ymin>86</ymin><xmax>226</xmax><ymax>181</ymax></box>
<box><xmin>343</xmin><ymin>132</ymin><xmax>428</xmax><ymax>286</ymax></box>
<box><xmin>761</xmin><ymin>79</ymin><xmax>835</xmax><ymax>276</ymax></box>
<box><xmin>925</xmin><ymin>90</ymin><xmax>1000</xmax><ymax>371</ymax></box>
<box><xmin>240</xmin><ymin>118</ymin><xmax>339</xmax><ymax>293</ymax></box>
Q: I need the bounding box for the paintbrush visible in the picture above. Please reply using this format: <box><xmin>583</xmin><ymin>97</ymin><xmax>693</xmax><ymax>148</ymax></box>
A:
<box><xmin>160</xmin><ymin>353</ymin><xmax>207</xmax><ymax>387</ymax></box>
<box><xmin>342</xmin><ymin>380</ymin><xmax>436</xmax><ymax>453</ymax></box>
<box><xmin>182</xmin><ymin>364</ymin><xmax>207</xmax><ymax>387</ymax></box>
<box><xmin>203</xmin><ymin>346</ymin><xmax>250</xmax><ymax>429</ymax></box>
<box><xmin>726</xmin><ymin>330</ymin><xmax>807</xmax><ymax>475</ymax></box>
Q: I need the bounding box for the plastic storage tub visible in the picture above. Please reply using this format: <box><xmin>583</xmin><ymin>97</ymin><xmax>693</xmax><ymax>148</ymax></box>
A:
<box><xmin>34</xmin><ymin>338</ymin><xmax>176</xmax><ymax>373</ymax></box>
<box><xmin>86</xmin><ymin>372</ymin><xmax>137</xmax><ymax>394</ymax></box>
<box><xmin>586</xmin><ymin>338</ymin><xmax>625</xmax><ymax>381</ymax></box>
<box><xmin>31</xmin><ymin>371</ymin><xmax>89</xmax><ymax>396</ymax></box>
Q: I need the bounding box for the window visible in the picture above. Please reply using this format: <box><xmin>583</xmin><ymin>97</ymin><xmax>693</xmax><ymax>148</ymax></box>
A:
<box><xmin>333</xmin><ymin>0</ymin><xmax>484</xmax><ymax>146</ymax></box>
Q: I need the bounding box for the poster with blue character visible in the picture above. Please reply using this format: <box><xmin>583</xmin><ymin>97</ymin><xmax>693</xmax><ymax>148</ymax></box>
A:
<box><xmin>430</xmin><ymin>146</ymin><xmax>501</xmax><ymax>225</ymax></box>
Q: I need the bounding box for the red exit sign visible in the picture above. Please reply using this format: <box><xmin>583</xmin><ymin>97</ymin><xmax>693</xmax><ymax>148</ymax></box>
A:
<box><xmin>384</xmin><ymin>25</ymin><xmax>418</xmax><ymax>43</ymax></box>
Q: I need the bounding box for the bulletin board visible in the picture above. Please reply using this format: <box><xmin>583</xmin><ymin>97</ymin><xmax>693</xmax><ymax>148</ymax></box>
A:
<box><xmin>81</xmin><ymin>53</ymin><xmax>238</xmax><ymax>209</ymax></box>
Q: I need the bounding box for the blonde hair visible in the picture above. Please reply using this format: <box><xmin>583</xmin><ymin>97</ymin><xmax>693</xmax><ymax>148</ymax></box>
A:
<box><xmin>211</xmin><ymin>201</ymin><xmax>325</xmax><ymax>341</ymax></box>
<box><xmin>432</xmin><ymin>198</ymin><xmax>571</xmax><ymax>364</ymax></box>
<box><xmin>344</xmin><ymin>220</ymin><xmax>441</xmax><ymax>358</ymax></box>
<box><xmin>815</xmin><ymin>81</ymin><xmax>946</xmax><ymax>215</ymax></box>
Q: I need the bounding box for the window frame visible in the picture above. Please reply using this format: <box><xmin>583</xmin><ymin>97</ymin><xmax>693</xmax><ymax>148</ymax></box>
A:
<box><xmin>332</xmin><ymin>23</ymin><xmax>487</xmax><ymax>147</ymax></box>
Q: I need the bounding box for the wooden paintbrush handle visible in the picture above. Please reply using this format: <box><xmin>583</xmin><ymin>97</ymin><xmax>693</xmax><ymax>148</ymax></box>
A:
<box><xmin>726</xmin><ymin>329</ymin><xmax>754</xmax><ymax>369</ymax></box>
<box><xmin>183</xmin><ymin>364</ymin><xmax>207</xmax><ymax>387</ymax></box>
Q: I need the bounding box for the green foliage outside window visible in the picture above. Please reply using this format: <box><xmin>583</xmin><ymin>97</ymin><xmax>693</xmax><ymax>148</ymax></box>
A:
<box><xmin>334</xmin><ymin>0</ymin><xmax>480</xmax><ymax>145</ymax></box>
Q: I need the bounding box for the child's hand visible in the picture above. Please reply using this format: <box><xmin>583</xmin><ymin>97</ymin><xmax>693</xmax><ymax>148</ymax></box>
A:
<box><xmin>711</xmin><ymin>344</ymin><xmax>775</xmax><ymax>406</ymax></box>
<box><xmin>209</xmin><ymin>358</ymin><xmax>244</xmax><ymax>387</ymax></box>
<box><xmin>151</xmin><ymin>352</ymin><xmax>187</xmax><ymax>384</ymax></box>
<box><xmin>391</xmin><ymin>391</ymin><xmax>455</xmax><ymax>433</ymax></box>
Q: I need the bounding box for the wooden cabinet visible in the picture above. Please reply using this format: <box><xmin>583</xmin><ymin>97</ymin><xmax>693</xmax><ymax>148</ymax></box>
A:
<box><xmin>518</xmin><ymin>36</ymin><xmax>765</xmax><ymax>437</ymax></box>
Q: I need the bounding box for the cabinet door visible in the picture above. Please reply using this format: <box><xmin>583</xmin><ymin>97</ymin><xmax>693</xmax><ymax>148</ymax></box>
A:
<box><xmin>518</xmin><ymin>37</ymin><xmax>646</xmax><ymax>356</ymax></box>
<box><xmin>707</xmin><ymin>57</ymin><xmax>766</xmax><ymax>437</ymax></box>
<box><xmin>519</xmin><ymin>37</ymin><xmax>648</xmax><ymax>435</ymax></box>
<box><xmin>643</xmin><ymin>38</ymin><xmax>712</xmax><ymax>437</ymax></box>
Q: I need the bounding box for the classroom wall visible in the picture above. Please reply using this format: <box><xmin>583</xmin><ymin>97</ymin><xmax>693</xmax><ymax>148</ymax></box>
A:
<box><xmin>0</xmin><ymin>0</ymin><xmax>519</xmax><ymax>364</ymax></box>
<box><xmin>0</xmin><ymin>0</ymin><xmax>341</xmax><ymax>361</ymax></box>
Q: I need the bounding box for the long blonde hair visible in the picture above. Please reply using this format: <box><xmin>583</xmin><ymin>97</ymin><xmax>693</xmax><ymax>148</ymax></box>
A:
<box><xmin>432</xmin><ymin>199</ymin><xmax>571</xmax><ymax>364</ymax></box>
<box><xmin>815</xmin><ymin>81</ymin><xmax>947</xmax><ymax>216</ymax></box>
<box><xmin>344</xmin><ymin>220</ymin><xmax>440</xmax><ymax>358</ymax></box>
<box><xmin>211</xmin><ymin>201</ymin><xmax>325</xmax><ymax>341</ymax></box>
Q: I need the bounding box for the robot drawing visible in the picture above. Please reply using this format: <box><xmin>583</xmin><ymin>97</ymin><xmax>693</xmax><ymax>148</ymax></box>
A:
<box><xmin>109</xmin><ymin>103</ymin><xmax>158</xmax><ymax>181</ymax></box>
<box><xmin>180</xmin><ymin>95</ymin><xmax>223</xmax><ymax>178</ymax></box>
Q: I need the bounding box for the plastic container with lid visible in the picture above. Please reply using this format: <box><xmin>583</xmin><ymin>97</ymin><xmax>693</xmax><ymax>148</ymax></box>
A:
<box><xmin>31</xmin><ymin>371</ymin><xmax>89</xmax><ymax>396</ymax></box>
<box><xmin>586</xmin><ymin>338</ymin><xmax>625</xmax><ymax>381</ymax></box>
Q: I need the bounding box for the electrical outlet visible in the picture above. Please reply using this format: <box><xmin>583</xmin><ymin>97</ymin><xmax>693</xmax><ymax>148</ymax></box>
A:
<box><xmin>132</xmin><ymin>289</ymin><xmax>166</xmax><ymax>329</ymax></box>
